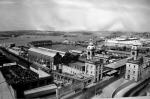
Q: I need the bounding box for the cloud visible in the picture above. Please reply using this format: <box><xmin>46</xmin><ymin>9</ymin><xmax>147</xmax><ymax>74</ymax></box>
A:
<box><xmin>0</xmin><ymin>0</ymin><xmax>150</xmax><ymax>32</ymax></box>
<box><xmin>0</xmin><ymin>0</ymin><xmax>15</xmax><ymax>4</ymax></box>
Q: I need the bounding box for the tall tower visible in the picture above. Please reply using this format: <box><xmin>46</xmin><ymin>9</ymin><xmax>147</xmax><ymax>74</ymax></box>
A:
<box><xmin>87</xmin><ymin>39</ymin><xmax>96</xmax><ymax>60</ymax></box>
<box><xmin>131</xmin><ymin>45</ymin><xmax>138</xmax><ymax>60</ymax></box>
<box><xmin>125</xmin><ymin>45</ymin><xmax>140</xmax><ymax>81</ymax></box>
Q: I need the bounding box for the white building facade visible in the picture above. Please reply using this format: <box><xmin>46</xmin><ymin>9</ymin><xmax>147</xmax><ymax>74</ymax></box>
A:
<box><xmin>105</xmin><ymin>37</ymin><xmax>143</xmax><ymax>47</ymax></box>
<box><xmin>125</xmin><ymin>45</ymin><xmax>150</xmax><ymax>81</ymax></box>
<box><xmin>85</xmin><ymin>39</ymin><xmax>104</xmax><ymax>82</ymax></box>
<box><xmin>125</xmin><ymin>62</ymin><xmax>140</xmax><ymax>81</ymax></box>
<box><xmin>85</xmin><ymin>60</ymin><xmax>103</xmax><ymax>82</ymax></box>
<box><xmin>62</xmin><ymin>62</ymin><xmax>85</xmax><ymax>75</ymax></box>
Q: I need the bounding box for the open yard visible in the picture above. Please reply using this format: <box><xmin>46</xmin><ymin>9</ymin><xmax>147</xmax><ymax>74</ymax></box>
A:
<box><xmin>44</xmin><ymin>44</ymin><xmax>86</xmax><ymax>52</ymax></box>
<box><xmin>0</xmin><ymin>34</ymin><xmax>92</xmax><ymax>46</ymax></box>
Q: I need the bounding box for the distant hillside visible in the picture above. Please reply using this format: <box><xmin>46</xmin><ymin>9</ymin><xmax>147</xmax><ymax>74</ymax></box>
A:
<box><xmin>0</xmin><ymin>30</ymin><xmax>149</xmax><ymax>39</ymax></box>
<box><xmin>0</xmin><ymin>30</ymin><xmax>66</xmax><ymax>37</ymax></box>
<box><xmin>133</xmin><ymin>32</ymin><xmax>150</xmax><ymax>38</ymax></box>
<box><xmin>104</xmin><ymin>31</ymin><xmax>127</xmax><ymax>39</ymax></box>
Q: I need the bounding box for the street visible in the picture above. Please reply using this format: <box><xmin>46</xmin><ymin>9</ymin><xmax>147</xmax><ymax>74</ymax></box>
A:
<box><xmin>79</xmin><ymin>76</ymin><xmax>121</xmax><ymax>99</ymax></box>
<box><xmin>65</xmin><ymin>75</ymin><xmax>123</xmax><ymax>99</ymax></box>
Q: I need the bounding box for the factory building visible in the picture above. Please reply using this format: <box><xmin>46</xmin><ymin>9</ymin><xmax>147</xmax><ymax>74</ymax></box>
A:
<box><xmin>105</xmin><ymin>37</ymin><xmax>143</xmax><ymax>47</ymax></box>
<box><xmin>28</xmin><ymin>47</ymin><xmax>65</xmax><ymax>70</ymax></box>
<box><xmin>28</xmin><ymin>40</ymin><xmax>52</xmax><ymax>47</ymax></box>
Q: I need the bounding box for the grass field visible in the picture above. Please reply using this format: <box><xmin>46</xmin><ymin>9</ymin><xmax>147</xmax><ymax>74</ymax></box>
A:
<box><xmin>0</xmin><ymin>30</ymin><xmax>127</xmax><ymax>46</ymax></box>
<box><xmin>44</xmin><ymin>44</ymin><xmax>86</xmax><ymax>52</ymax></box>
<box><xmin>0</xmin><ymin>34</ymin><xmax>92</xmax><ymax>46</ymax></box>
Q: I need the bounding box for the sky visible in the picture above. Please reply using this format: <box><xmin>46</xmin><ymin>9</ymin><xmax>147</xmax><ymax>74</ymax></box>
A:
<box><xmin>0</xmin><ymin>0</ymin><xmax>150</xmax><ymax>32</ymax></box>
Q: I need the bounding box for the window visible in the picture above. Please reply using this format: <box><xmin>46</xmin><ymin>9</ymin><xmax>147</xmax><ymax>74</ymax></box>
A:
<box><xmin>128</xmin><ymin>75</ymin><xmax>130</xmax><ymax>79</ymax></box>
<box><xmin>128</xmin><ymin>70</ymin><xmax>130</xmax><ymax>73</ymax></box>
<box><xmin>134</xmin><ymin>65</ymin><xmax>135</xmax><ymax>68</ymax></box>
<box><xmin>132</xmin><ymin>52</ymin><xmax>135</xmax><ymax>55</ymax></box>
<box><xmin>88</xmin><ymin>80</ymin><xmax>91</xmax><ymax>83</ymax></box>
<box><xmin>88</xmin><ymin>52</ymin><xmax>90</xmax><ymax>55</ymax></box>
<box><xmin>86</xmin><ymin>65</ymin><xmax>88</xmax><ymax>68</ymax></box>
<box><xmin>133</xmin><ymin>71</ymin><xmax>135</xmax><ymax>74</ymax></box>
<box><xmin>92</xmin><ymin>52</ymin><xmax>95</xmax><ymax>56</ymax></box>
<box><xmin>86</xmin><ymin>70</ymin><xmax>88</xmax><ymax>74</ymax></box>
<box><xmin>82</xmin><ymin>66</ymin><xmax>85</xmax><ymax>71</ymax></box>
<box><xmin>133</xmin><ymin>77</ymin><xmax>135</xmax><ymax>80</ymax></box>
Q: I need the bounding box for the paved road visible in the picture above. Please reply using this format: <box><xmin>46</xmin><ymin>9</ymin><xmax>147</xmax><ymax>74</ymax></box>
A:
<box><xmin>124</xmin><ymin>77</ymin><xmax>150</xmax><ymax>97</ymax></box>
<box><xmin>112</xmin><ymin>80</ymin><xmax>134</xmax><ymax>97</ymax></box>
<box><xmin>77</xmin><ymin>76</ymin><xmax>122</xmax><ymax>99</ymax></box>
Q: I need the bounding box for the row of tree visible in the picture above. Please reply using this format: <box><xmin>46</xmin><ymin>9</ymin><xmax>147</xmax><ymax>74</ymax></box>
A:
<box><xmin>53</xmin><ymin>52</ymin><xmax>80</xmax><ymax>65</ymax></box>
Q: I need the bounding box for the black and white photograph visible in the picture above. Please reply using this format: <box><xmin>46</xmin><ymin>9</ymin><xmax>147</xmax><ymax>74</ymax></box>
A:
<box><xmin>0</xmin><ymin>0</ymin><xmax>150</xmax><ymax>99</ymax></box>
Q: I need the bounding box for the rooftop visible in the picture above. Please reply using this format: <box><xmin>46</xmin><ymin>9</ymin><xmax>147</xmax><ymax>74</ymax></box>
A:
<box><xmin>128</xmin><ymin>60</ymin><xmax>140</xmax><ymax>64</ymax></box>
<box><xmin>127</xmin><ymin>56</ymin><xmax>144</xmax><ymax>65</ymax></box>
<box><xmin>104</xmin><ymin>57</ymin><xmax>132</xmax><ymax>69</ymax></box>
<box><xmin>0</xmin><ymin>55</ymin><xmax>14</xmax><ymax>66</ymax></box>
<box><xmin>85</xmin><ymin>57</ymin><xmax>103</xmax><ymax>64</ymax></box>
<box><xmin>68</xmin><ymin>61</ymin><xmax>85</xmax><ymax>67</ymax></box>
<box><xmin>145</xmin><ymin>54</ymin><xmax>150</xmax><ymax>58</ymax></box>
<box><xmin>79</xmin><ymin>55</ymin><xmax>87</xmax><ymax>62</ymax></box>
<box><xmin>106</xmin><ymin>37</ymin><xmax>142</xmax><ymax>46</ymax></box>
<box><xmin>0</xmin><ymin>60</ymin><xmax>13</xmax><ymax>66</ymax></box>
<box><xmin>108</xmin><ymin>50</ymin><xmax>130</xmax><ymax>55</ymax></box>
<box><xmin>95</xmin><ymin>54</ymin><xmax>109</xmax><ymax>59</ymax></box>
<box><xmin>28</xmin><ymin>47</ymin><xmax>65</xmax><ymax>57</ymax></box>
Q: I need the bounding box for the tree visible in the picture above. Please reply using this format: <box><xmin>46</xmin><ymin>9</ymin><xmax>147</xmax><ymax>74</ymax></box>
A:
<box><xmin>53</xmin><ymin>52</ymin><xmax>62</xmax><ymax>65</ymax></box>
<box><xmin>73</xmin><ymin>54</ymin><xmax>80</xmax><ymax>61</ymax></box>
<box><xmin>62</xmin><ymin>52</ymin><xmax>72</xmax><ymax>65</ymax></box>
<box><xmin>123</xmin><ymin>46</ymin><xmax>127</xmax><ymax>51</ymax></box>
<box><xmin>61</xmin><ymin>52</ymin><xmax>80</xmax><ymax>65</ymax></box>
<box><xmin>101</xmin><ymin>45</ymin><xmax>107</xmax><ymax>51</ymax></box>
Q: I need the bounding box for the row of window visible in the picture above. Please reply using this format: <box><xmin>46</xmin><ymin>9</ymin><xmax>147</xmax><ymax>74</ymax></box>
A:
<box><xmin>127</xmin><ymin>75</ymin><xmax>137</xmax><ymax>80</ymax></box>
<box><xmin>128</xmin><ymin>70</ymin><xmax>136</xmax><ymax>74</ymax></box>
<box><xmin>86</xmin><ymin>70</ymin><xmax>93</xmax><ymax>75</ymax></box>
<box><xmin>86</xmin><ymin>64</ymin><xmax>94</xmax><ymax>69</ymax></box>
<box><xmin>71</xmin><ymin>71</ymin><xmax>77</xmax><ymax>74</ymax></box>
<box><xmin>70</xmin><ymin>65</ymin><xmax>83</xmax><ymax>71</ymax></box>
<box><xmin>128</xmin><ymin>64</ymin><xmax>137</xmax><ymax>68</ymax></box>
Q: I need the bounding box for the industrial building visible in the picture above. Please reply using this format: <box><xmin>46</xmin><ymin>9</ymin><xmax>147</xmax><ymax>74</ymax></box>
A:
<box><xmin>28</xmin><ymin>40</ymin><xmax>52</xmax><ymax>47</ymax></box>
<box><xmin>28</xmin><ymin>47</ymin><xmax>65</xmax><ymax>70</ymax></box>
<box><xmin>105</xmin><ymin>37</ymin><xmax>144</xmax><ymax>47</ymax></box>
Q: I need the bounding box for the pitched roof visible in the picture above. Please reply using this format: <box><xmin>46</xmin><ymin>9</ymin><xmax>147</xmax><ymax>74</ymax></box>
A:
<box><xmin>28</xmin><ymin>47</ymin><xmax>65</xmax><ymax>57</ymax></box>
